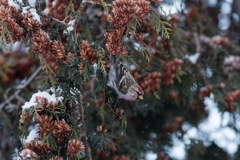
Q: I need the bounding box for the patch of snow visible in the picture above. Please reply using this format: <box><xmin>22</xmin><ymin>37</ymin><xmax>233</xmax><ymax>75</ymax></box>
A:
<box><xmin>130</xmin><ymin>65</ymin><xmax>137</xmax><ymax>70</ymax></box>
<box><xmin>224</xmin><ymin>55</ymin><xmax>235</xmax><ymax>64</ymax></box>
<box><xmin>10</xmin><ymin>41</ymin><xmax>23</xmax><ymax>53</ymax></box>
<box><xmin>18</xmin><ymin>149</ymin><xmax>32</xmax><ymax>159</ymax></box>
<box><xmin>8</xmin><ymin>0</ymin><xmax>23</xmax><ymax>10</ymax></box>
<box><xmin>63</xmin><ymin>26</ymin><xmax>74</xmax><ymax>34</ymax></box>
<box><xmin>22</xmin><ymin>6</ymin><xmax>41</xmax><ymax>22</ymax></box>
<box><xmin>25</xmin><ymin>128</ymin><xmax>39</xmax><ymax>143</ymax></box>
<box><xmin>145</xmin><ymin>151</ymin><xmax>157</xmax><ymax>160</ymax></box>
<box><xmin>52</xmin><ymin>0</ymin><xmax>57</xmax><ymax>6</ymax></box>
<box><xmin>21</xmin><ymin>90</ymin><xmax>64</xmax><ymax>110</ymax></box>
<box><xmin>28</xmin><ymin>0</ymin><xmax>36</xmax><ymax>7</ymax></box>
<box><xmin>185</xmin><ymin>53</ymin><xmax>200</xmax><ymax>64</ymax></box>
<box><xmin>70</xmin><ymin>87</ymin><xmax>81</xmax><ymax>96</ymax></box>
<box><xmin>169</xmin><ymin>134</ymin><xmax>186</xmax><ymax>159</ymax></box>
<box><xmin>63</xmin><ymin>19</ymin><xmax>76</xmax><ymax>34</ymax></box>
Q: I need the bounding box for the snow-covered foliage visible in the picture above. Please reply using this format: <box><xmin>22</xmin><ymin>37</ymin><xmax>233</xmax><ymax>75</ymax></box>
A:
<box><xmin>21</xmin><ymin>90</ymin><xmax>63</xmax><ymax>111</ymax></box>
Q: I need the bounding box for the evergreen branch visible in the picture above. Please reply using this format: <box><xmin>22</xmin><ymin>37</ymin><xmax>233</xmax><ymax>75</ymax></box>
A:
<box><xmin>39</xmin><ymin>54</ymin><xmax>56</xmax><ymax>76</ymax></box>
<box><xmin>125</xmin><ymin>55</ymin><xmax>138</xmax><ymax>67</ymax></box>
<box><xmin>149</xmin><ymin>9</ymin><xmax>171</xmax><ymax>39</ymax></box>
<box><xmin>96</xmin><ymin>49</ymin><xmax>107</xmax><ymax>75</ymax></box>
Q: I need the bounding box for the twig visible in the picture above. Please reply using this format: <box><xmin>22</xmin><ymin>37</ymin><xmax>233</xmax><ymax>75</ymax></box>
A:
<box><xmin>52</xmin><ymin>18</ymin><xmax>70</xmax><ymax>28</ymax></box>
<box><xmin>15</xmin><ymin>94</ymin><xmax>26</xmax><ymax>104</ymax></box>
<box><xmin>194</xmin><ymin>32</ymin><xmax>201</xmax><ymax>53</ymax></box>
<box><xmin>90</xmin><ymin>75</ymin><xmax>96</xmax><ymax>95</ymax></box>
<box><xmin>3</xmin><ymin>94</ymin><xmax>14</xmax><ymax>110</ymax></box>
<box><xmin>63</xmin><ymin>14</ymin><xmax>72</xmax><ymax>22</ymax></box>
<box><xmin>79</xmin><ymin>94</ymin><xmax>92</xmax><ymax>160</ymax></box>
<box><xmin>0</xmin><ymin>65</ymin><xmax>43</xmax><ymax>111</ymax></box>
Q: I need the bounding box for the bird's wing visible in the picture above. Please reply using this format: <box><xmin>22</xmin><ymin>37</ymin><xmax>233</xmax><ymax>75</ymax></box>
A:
<box><xmin>115</xmin><ymin>63</ymin><xmax>135</xmax><ymax>94</ymax></box>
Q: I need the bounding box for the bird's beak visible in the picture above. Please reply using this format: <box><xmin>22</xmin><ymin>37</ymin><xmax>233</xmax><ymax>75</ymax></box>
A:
<box><xmin>138</xmin><ymin>95</ymin><xmax>143</xmax><ymax>100</ymax></box>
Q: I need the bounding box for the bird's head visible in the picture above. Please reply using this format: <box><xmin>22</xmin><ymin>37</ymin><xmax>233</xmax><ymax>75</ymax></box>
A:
<box><xmin>136</xmin><ymin>87</ymin><xmax>144</xmax><ymax>100</ymax></box>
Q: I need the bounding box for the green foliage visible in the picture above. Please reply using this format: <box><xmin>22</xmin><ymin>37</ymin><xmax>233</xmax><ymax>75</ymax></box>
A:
<box><xmin>89</xmin><ymin>133</ymin><xmax>116</xmax><ymax>151</ymax></box>
<box><xmin>95</xmin><ymin>69</ymin><xmax>108</xmax><ymax>92</ymax></box>
<box><xmin>125</xmin><ymin>55</ymin><xmax>138</xmax><ymax>67</ymax></box>
<box><xmin>41</xmin><ymin>132</ymin><xmax>58</xmax><ymax>150</ymax></box>
<box><xmin>39</xmin><ymin>53</ymin><xmax>56</xmax><ymax>76</ymax></box>
<box><xmin>149</xmin><ymin>9</ymin><xmax>172</xmax><ymax>39</ymax></box>
<box><xmin>96</xmin><ymin>48</ymin><xmax>107</xmax><ymax>76</ymax></box>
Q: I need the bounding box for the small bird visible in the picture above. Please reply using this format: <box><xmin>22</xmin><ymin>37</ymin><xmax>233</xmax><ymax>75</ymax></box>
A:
<box><xmin>106</xmin><ymin>51</ymin><xmax>144</xmax><ymax>101</ymax></box>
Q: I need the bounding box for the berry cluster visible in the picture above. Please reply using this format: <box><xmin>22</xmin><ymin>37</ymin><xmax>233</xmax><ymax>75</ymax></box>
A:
<box><xmin>134</xmin><ymin>0</ymin><xmax>151</xmax><ymax>20</ymax></box>
<box><xmin>187</xmin><ymin>6</ymin><xmax>199</xmax><ymax>19</ymax></box>
<box><xmin>159</xmin><ymin>152</ymin><xmax>169</xmax><ymax>160</ymax></box>
<box><xmin>107</xmin><ymin>0</ymin><xmax>136</xmax><ymax>28</ymax></box>
<box><xmin>115</xmin><ymin>108</ymin><xmax>124</xmax><ymax>120</ymax></box>
<box><xmin>163</xmin><ymin>58</ymin><xmax>183</xmax><ymax>86</ymax></box>
<box><xmin>212</xmin><ymin>35</ymin><xmax>229</xmax><ymax>45</ymax></box>
<box><xmin>164</xmin><ymin>117</ymin><xmax>184</xmax><ymax>134</ymax></box>
<box><xmin>141</xmin><ymin>72</ymin><xmax>162</xmax><ymax>93</ymax></box>
<box><xmin>25</xmin><ymin>138</ymin><xmax>53</xmax><ymax>157</ymax></box>
<box><xmin>0</xmin><ymin>2</ymin><xmax>26</xmax><ymax>43</ymax></box>
<box><xmin>219</xmin><ymin>82</ymin><xmax>225</xmax><ymax>89</ymax></box>
<box><xmin>224</xmin><ymin>90</ymin><xmax>240</xmax><ymax>111</ymax></box>
<box><xmin>21</xmin><ymin>149</ymin><xmax>37</xmax><ymax>158</ymax></box>
<box><xmin>67</xmin><ymin>139</ymin><xmax>85</xmax><ymax>158</ymax></box>
<box><xmin>97</xmin><ymin>126</ymin><xmax>108</xmax><ymax>134</ymax></box>
<box><xmin>79</xmin><ymin>41</ymin><xmax>109</xmax><ymax>73</ymax></box>
<box><xmin>105</xmin><ymin>0</ymin><xmax>151</xmax><ymax>55</ymax></box>
<box><xmin>45</xmin><ymin>0</ymin><xmax>70</xmax><ymax>20</ymax></box>
<box><xmin>105</xmin><ymin>28</ymin><xmax>127</xmax><ymax>56</ymax></box>
<box><xmin>52</xmin><ymin>119</ymin><xmax>72</xmax><ymax>145</ymax></box>
<box><xmin>20</xmin><ymin>112</ymin><xmax>33</xmax><ymax>123</ymax></box>
<box><xmin>40</xmin><ymin>54</ymin><xmax>59</xmax><ymax>72</ymax></box>
<box><xmin>22</xmin><ymin>11</ymin><xmax>41</xmax><ymax>30</ymax></box>
<box><xmin>36</xmin><ymin>115</ymin><xmax>55</xmax><ymax>137</ymax></box>
<box><xmin>80</xmin><ymin>41</ymin><xmax>98</xmax><ymax>65</ymax></box>
<box><xmin>32</xmin><ymin>29</ymin><xmax>73</xmax><ymax>67</ymax></box>
<box><xmin>35</xmin><ymin>96</ymin><xmax>59</xmax><ymax>111</ymax></box>
<box><xmin>97</xmin><ymin>150</ymin><xmax>110</xmax><ymax>158</ymax></box>
<box><xmin>112</xmin><ymin>155</ymin><xmax>130</xmax><ymax>160</ymax></box>
<box><xmin>198</xmin><ymin>86</ymin><xmax>212</xmax><ymax>101</ymax></box>
<box><xmin>191</xmin><ymin>86</ymin><xmax>212</xmax><ymax>111</ymax></box>
<box><xmin>35</xmin><ymin>115</ymin><xmax>71</xmax><ymax>145</ymax></box>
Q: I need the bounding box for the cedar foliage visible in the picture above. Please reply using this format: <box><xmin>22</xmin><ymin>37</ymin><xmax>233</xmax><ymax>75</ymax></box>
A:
<box><xmin>0</xmin><ymin>0</ymin><xmax>240</xmax><ymax>160</ymax></box>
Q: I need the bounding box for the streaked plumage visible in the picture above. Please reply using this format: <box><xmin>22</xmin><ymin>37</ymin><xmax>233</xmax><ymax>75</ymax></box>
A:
<box><xmin>107</xmin><ymin>53</ymin><xmax>144</xmax><ymax>101</ymax></box>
